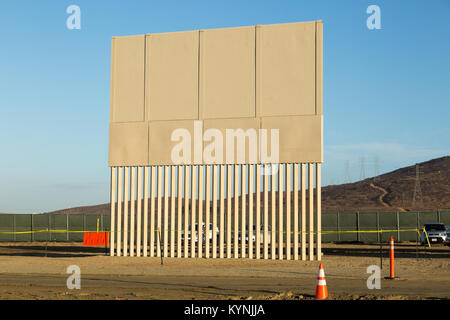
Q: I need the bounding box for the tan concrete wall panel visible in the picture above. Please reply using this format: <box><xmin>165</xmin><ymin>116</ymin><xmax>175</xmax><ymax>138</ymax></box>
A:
<box><xmin>148</xmin><ymin>120</ymin><xmax>197</xmax><ymax>165</ymax></box>
<box><xmin>256</xmin><ymin>22</ymin><xmax>316</xmax><ymax>117</ymax></box>
<box><xmin>146</xmin><ymin>31</ymin><xmax>199</xmax><ymax>121</ymax></box>
<box><xmin>260</xmin><ymin>115</ymin><xmax>322</xmax><ymax>163</ymax></box>
<box><xmin>109</xmin><ymin>21</ymin><xmax>323</xmax><ymax>166</ymax></box>
<box><xmin>200</xmin><ymin>27</ymin><xmax>255</xmax><ymax>119</ymax></box>
<box><xmin>111</xmin><ymin>35</ymin><xmax>145</xmax><ymax>122</ymax></box>
<box><xmin>109</xmin><ymin>122</ymin><xmax>149</xmax><ymax>166</ymax></box>
<box><xmin>203</xmin><ymin>118</ymin><xmax>260</xmax><ymax>164</ymax></box>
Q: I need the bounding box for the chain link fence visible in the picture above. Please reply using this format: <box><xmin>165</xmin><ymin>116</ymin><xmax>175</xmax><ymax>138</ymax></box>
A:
<box><xmin>322</xmin><ymin>210</ymin><xmax>450</xmax><ymax>242</ymax></box>
<box><xmin>0</xmin><ymin>214</ymin><xmax>110</xmax><ymax>242</ymax></box>
<box><xmin>0</xmin><ymin>211</ymin><xmax>448</xmax><ymax>243</ymax></box>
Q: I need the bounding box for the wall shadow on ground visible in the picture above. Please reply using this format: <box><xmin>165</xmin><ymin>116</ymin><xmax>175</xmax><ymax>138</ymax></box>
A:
<box><xmin>0</xmin><ymin>244</ymin><xmax>107</xmax><ymax>258</ymax></box>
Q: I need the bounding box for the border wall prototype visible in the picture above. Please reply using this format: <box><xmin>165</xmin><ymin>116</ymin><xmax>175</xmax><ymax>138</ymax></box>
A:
<box><xmin>109</xmin><ymin>21</ymin><xmax>324</xmax><ymax>260</ymax></box>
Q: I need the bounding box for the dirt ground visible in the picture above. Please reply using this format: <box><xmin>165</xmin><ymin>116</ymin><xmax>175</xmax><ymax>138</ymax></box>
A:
<box><xmin>0</xmin><ymin>242</ymin><xmax>448</xmax><ymax>300</ymax></box>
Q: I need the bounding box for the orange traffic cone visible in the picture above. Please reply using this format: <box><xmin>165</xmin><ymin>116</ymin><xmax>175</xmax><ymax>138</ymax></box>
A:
<box><xmin>315</xmin><ymin>263</ymin><xmax>328</xmax><ymax>300</ymax></box>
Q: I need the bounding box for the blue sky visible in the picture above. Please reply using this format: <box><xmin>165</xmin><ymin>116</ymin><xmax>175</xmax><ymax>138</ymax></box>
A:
<box><xmin>0</xmin><ymin>0</ymin><xmax>449</xmax><ymax>213</ymax></box>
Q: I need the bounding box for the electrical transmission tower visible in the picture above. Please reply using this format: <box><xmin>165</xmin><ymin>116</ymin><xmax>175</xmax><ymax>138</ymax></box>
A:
<box><xmin>344</xmin><ymin>160</ymin><xmax>351</xmax><ymax>183</ymax></box>
<box><xmin>374</xmin><ymin>155</ymin><xmax>380</xmax><ymax>182</ymax></box>
<box><xmin>412</xmin><ymin>163</ymin><xmax>424</xmax><ymax>208</ymax></box>
<box><xmin>359</xmin><ymin>157</ymin><xmax>366</xmax><ymax>181</ymax></box>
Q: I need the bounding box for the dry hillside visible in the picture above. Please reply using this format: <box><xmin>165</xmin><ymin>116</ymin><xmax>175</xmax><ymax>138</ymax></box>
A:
<box><xmin>322</xmin><ymin>155</ymin><xmax>450</xmax><ymax>212</ymax></box>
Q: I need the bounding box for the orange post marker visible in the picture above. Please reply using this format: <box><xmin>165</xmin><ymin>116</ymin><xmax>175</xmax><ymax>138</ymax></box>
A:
<box><xmin>315</xmin><ymin>263</ymin><xmax>328</xmax><ymax>300</ymax></box>
<box><xmin>389</xmin><ymin>236</ymin><xmax>395</xmax><ymax>279</ymax></box>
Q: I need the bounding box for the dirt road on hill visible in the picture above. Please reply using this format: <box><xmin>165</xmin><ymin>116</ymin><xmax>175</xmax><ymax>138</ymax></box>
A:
<box><xmin>369</xmin><ymin>183</ymin><xmax>407</xmax><ymax>212</ymax></box>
